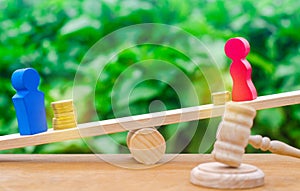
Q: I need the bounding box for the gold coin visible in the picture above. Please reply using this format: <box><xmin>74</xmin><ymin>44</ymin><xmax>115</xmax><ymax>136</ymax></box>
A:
<box><xmin>51</xmin><ymin>99</ymin><xmax>73</xmax><ymax>106</ymax></box>
<box><xmin>53</xmin><ymin>108</ymin><xmax>74</xmax><ymax>115</ymax></box>
<box><xmin>52</xmin><ymin>118</ymin><xmax>77</xmax><ymax>125</ymax></box>
<box><xmin>52</xmin><ymin>117</ymin><xmax>76</xmax><ymax>122</ymax></box>
<box><xmin>52</xmin><ymin>107</ymin><xmax>74</xmax><ymax>113</ymax></box>
<box><xmin>51</xmin><ymin>102</ymin><xmax>73</xmax><ymax>109</ymax></box>
<box><xmin>56</xmin><ymin>115</ymin><xmax>77</xmax><ymax>121</ymax></box>
<box><xmin>53</xmin><ymin>121</ymin><xmax>77</xmax><ymax>126</ymax></box>
<box><xmin>51</xmin><ymin>102</ymin><xmax>73</xmax><ymax>107</ymax></box>
<box><xmin>53</xmin><ymin>122</ymin><xmax>77</xmax><ymax>127</ymax></box>
<box><xmin>53</xmin><ymin>123</ymin><xmax>77</xmax><ymax>130</ymax></box>
<box><xmin>53</xmin><ymin>120</ymin><xmax>77</xmax><ymax>125</ymax></box>
<box><xmin>52</xmin><ymin>104</ymin><xmax>74</xmax><ymax>110</ymax></box>
<box><xmin>52</xmin><ymin>121</ymin><xmax>77</xmax><ymax>127</ymax></box>
<box><xmin>52</xmin><ymin>104</ymin><xmax>75</xmax><ymax>109</ymax></box>
<box><xmin>54</xmin><ymin>112</ymin><xmax>77</xmax><ymax>119</ymax></box>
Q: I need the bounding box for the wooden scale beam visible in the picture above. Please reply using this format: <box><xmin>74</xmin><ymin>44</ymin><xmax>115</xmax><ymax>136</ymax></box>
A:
<box><xmin>1</xmin><ymin>90</ymin><xmax>300</xmax><ymax>151</ymax></box>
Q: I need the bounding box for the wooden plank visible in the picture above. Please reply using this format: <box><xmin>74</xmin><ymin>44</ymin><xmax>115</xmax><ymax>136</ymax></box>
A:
<box><xmin>0</xmin><ymin>154</ymin><xmax>299</xmax><ymax>191</ymax></box>
<box><xmin>1</xmin><ymin>90</ymin><xmax>300</xmax><ymax>151</ymax></box>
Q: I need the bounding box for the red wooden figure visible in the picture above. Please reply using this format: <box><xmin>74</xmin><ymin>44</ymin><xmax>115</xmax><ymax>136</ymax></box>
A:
<box><xmin>225</xmin><ymin>37</ymin><xmax>257</xmax><ymax>101</ymax></box>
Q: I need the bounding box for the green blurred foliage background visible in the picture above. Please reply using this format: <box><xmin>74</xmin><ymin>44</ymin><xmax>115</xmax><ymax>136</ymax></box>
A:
<box><xmin>0</xmin><ymin>0</ymin><xmax>300</xmax><ymax>154</ymax></box>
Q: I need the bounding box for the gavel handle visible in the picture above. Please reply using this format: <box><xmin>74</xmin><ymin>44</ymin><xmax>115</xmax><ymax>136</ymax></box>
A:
<box><xmin>249</xmin><ymin>135</ymin><xmax>300</xmax><ymax>158</ymax></box>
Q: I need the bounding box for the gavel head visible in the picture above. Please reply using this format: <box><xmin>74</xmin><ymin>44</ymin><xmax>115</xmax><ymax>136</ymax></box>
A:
<box><xmin>212</xmin><ymin>102</ymin><xmax>256</xmax><ymax>167</ymax></box>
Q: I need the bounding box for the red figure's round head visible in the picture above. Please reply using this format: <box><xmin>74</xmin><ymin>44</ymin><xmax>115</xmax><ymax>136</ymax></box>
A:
<box><xmin>225</xmin><ymin>37</ymin><xmax>250</xmax><ymax>60</ymax></box>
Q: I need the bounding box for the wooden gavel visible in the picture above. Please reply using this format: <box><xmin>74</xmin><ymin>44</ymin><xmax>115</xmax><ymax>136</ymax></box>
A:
<box><xmin>212</xmin><ymin>102</ymin><xmax>300</xmax><ymax>167</ymax></box>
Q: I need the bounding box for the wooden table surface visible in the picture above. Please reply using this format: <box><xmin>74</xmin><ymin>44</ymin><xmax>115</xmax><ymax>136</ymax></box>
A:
<box><xmin>0</xmin><ymin>154</ymin><xmax>299</xmax><ymax>191</ymax></box>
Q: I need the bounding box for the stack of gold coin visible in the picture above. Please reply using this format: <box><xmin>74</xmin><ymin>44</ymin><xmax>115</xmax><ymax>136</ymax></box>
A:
<box><xmin>51</xmin><ymin>99</ymin><xmax>77</xmax><ymax>130</ymax></box>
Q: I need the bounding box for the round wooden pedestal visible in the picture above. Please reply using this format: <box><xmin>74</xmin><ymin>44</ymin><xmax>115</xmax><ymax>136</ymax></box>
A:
<box><xmin>190</xmin><ymin>162</ymin><xmax>264</xmax><ymax>189</ymax></box>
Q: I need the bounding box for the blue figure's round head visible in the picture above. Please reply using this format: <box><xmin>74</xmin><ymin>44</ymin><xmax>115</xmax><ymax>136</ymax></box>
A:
<box><xmin>11</xmin><ymin>68</ymin><xmax>40</xmax><ymax>91</ymax></box>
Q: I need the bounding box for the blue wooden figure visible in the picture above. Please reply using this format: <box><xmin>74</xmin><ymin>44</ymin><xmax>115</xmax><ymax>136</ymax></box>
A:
<box><xmin>11</xmin><ymin>68</ymin><xmax>48</xmax><ymax>135</ymax></box>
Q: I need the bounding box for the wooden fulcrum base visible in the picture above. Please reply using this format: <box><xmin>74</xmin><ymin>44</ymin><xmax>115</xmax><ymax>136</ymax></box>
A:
<box><xmin>190</xmin><ymin>162</ymin><xmax>264</xmax><ymax>189</ymax></box>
